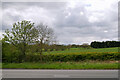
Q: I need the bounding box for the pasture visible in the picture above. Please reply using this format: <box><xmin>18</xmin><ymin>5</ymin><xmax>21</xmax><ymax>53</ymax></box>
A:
<box><xmin>44</xmin><ymin>47</ymin><xmax>118</xmax><ymax>54</ymax></box>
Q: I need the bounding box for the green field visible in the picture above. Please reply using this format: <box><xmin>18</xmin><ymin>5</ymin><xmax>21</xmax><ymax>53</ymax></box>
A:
<box><xmin>2</xmin><ymin>61</ymin><xmax>118</xmax><ymax>69</ymax></box>
<box><xmin>44</xmin><ymin>47</ymin><xmax>118</xmax><ymax>54</ymax></box>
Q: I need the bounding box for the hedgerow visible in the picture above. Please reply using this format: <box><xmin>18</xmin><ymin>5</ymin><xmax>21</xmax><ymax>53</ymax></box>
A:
<box><xmin>25</xmin><ymin>52</ymin><xmax>120</xmax><ymax>62</ymax></box>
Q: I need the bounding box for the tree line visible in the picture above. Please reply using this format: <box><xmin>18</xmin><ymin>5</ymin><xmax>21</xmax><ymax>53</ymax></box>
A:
<box><xmin>90</xmin><ymin>41</ymin><xmax>120</xmax><ymax>48</ymax></box>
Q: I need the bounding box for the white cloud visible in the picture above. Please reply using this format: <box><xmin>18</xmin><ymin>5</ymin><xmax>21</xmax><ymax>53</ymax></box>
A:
<box><xmin>65</xmin><ymin>12</ymin><xmax>71</xmax><ymax>18</ymax></box>
<box><xmin>104</xmin><ymin>30</ymin><xmax>108</xmax><ymax>33</ymax></box>
<box><xmin>88</xmin><ymin>16</ymin><xmax>99</xmax><ymax>23</ymax></box>
<box><xmin>80</xmin><ymin>11</ymin><xmax>84</xmax><ymax>15</ymax></box>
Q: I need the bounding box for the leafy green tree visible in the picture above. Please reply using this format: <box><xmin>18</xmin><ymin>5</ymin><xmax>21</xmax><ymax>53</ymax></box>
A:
<box><xmin>3</xmin><ymin>20</ymin><xmax>38</xmax><ymax>62</ymax></box>
<box><xmin>0</xmin><ymin>38</ymin><xmax>2</xmax><ymax>63</ymax></box>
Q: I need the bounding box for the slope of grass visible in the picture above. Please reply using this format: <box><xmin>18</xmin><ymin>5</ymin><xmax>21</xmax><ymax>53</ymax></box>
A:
<box><xmin>2</xmin><ymin>61</ymin><xmax>118</xmax><ymax>69</ymax></box>
<box><xmin>44</xmin><ymin>47</ymin><xmax>118</xmax><ymax>54</ymax></box>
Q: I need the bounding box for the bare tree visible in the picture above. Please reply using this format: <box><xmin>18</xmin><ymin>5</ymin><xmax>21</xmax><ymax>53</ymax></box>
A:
<box><xmin>35</xmin><ymin>23</ymin><xmax>56</xmax><ymax>61</ymax></box>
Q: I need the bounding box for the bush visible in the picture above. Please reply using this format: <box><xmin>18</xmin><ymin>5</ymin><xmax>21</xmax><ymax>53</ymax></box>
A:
<box><xmin>2</xmin><ymin>42</ymin><xmax>21</xmax><ymax>63</ymax></box>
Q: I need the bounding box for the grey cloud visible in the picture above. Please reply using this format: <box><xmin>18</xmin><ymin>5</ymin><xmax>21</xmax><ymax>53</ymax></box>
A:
<box><xmin>2</xmin><ymin>1</ymin><xmax>118</xmax><ymax>44</ymax></box>
<box><xmin>3</xmin><ymin>2</ymin><xmax>66</xmax><ymax>11</ymax></box>
<box><xmin>54</xmin><ymin>4</ymin><xmax>91</xmax><ymax>28</ymax></box>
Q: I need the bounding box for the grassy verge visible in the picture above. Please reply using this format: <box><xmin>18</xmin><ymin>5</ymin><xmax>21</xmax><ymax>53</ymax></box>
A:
<box><xmin>2</xmin><ymin>61</ymin><xmax>119</xmax><ymax>69</ymax></box>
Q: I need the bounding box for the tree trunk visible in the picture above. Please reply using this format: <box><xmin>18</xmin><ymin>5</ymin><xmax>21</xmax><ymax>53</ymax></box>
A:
<box><xmin>19</xmin><ymin>43</ymin><xmax>26</xmax><ymax>63</ymax></box>
<box><xmin>23</xmin><ymin>42</ymin><xmax>26</xmax><ymax>62</ymax></box>
<box><xmin>40</xmin><ymin>51</ymin><xmax>42</xmax><ymax>62</ymax></box>
<box><xmin>39</xmin><ymin>39</ymin><xmax>43</xmax><ymax>62</ymax></box>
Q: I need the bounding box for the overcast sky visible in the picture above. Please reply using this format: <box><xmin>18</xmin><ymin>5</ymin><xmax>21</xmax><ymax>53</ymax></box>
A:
<box><xmin>1</xmin><ymin>0</ymin><xmax>118</xmax><ymax>45</ymax></box>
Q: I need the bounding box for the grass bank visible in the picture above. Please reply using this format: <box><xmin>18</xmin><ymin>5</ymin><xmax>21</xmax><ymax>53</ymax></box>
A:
<box><xmin>2</xmin><ymin>61</ymin><xmax>119</xmax><ymax>69</ymax></box>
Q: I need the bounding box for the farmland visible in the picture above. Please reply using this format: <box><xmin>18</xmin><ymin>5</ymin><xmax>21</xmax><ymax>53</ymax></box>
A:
<box><xmin>44</xmin><ymin>47</ymin><xmax>118</xmax><ymax>54</ymax></box>
<box><xmin>24</xmin><ymin>47</ymin><xmax>119</xmax><ymax>62</ymax></box>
